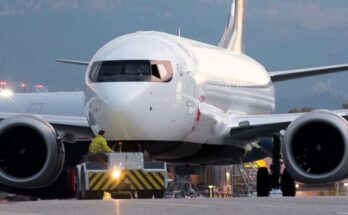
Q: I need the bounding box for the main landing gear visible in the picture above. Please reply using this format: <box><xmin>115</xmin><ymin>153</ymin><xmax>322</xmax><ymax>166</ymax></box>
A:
<box><xmin>256</xmin><ymin>135</ymin><xmax>296</xmax><ymax>197</ymax></box>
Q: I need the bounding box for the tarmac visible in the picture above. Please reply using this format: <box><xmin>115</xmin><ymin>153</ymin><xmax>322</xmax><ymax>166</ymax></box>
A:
<box><xmin>0</xmin><ymin>197</ymin><xmax>348</xmax><ymax>215</ymax></box>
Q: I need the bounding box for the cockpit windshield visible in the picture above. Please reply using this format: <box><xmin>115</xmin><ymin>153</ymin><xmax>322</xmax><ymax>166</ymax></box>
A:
<box><xmin>89</xmin><ymin>60</ymin><xmax>173</xmax><ymax>83</ymax></box>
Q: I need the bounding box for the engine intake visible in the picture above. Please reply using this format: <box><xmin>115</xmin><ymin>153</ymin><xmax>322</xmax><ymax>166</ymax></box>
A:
<box><xmin>282</xmin><ymin>110</ymin><xmax>348</xmax><ymax>183</ymax></box>
<box><xmin>0</xmin><ymin>115</ymin><xmax>64</xmax><ymax>188</ymax></box>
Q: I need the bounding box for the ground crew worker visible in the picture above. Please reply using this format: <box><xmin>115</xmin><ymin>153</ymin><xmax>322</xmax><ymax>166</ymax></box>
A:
<box><xmin>89</xmin><ymin>130</ymin><xmax>113</xmax><ymax>153</ymax></box>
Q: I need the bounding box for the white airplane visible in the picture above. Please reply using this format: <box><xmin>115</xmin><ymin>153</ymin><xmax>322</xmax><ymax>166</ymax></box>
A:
<box><xmin>1</xmin><ymin>0</ymin><xmax>348</xmax><ymax>198</ymax></box>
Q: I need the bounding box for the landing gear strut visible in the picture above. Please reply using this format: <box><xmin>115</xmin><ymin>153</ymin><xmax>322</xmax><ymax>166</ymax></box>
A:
<box><xmin>256</xmin><ymin>135</ymin><xmax>296</xmax><ymax>197</ymax></box>
<box><xmin>256</xmin><ymin>167</ymin><xmax>270</xmax><ymax>196</ymax></box>
<box><xmin>270</xmin><ymin>135</ymin><xmax>281</xmax><ymax>190</ymax></box>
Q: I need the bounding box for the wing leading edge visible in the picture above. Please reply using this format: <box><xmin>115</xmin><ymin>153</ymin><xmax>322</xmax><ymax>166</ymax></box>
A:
<box><xmin>269</xmin><ymin>64</ymin><xmax>348</xmax><ymax>82</ymax></box>
<box><xmin>198</xmin><ymin>108</ymin><xmax>348</xmax><ymax>144</ymax></box>
<box><xmin>56</xmin><ymin>59</ymin><xmax>90</xmax><ymax>66</ymax></box>
<box><xmin>226</xmin><ymin>110</ymin><xmax>348</xmax><ymax>141</ymax></box>
<box><xmin>0</xmin><ymin>112</ymin><xmax>93</xmax><ymax>138</ymax></box>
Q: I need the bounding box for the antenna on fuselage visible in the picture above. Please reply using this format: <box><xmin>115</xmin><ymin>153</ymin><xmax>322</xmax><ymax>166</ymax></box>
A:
<box><xmin>178</xmin><ymin>27</ymin><xmax>181</xmax><ymax>37</ymax></box>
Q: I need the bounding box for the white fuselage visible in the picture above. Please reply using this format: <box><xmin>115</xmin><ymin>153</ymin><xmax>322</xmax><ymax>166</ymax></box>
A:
<box><xmin>85</xmin><ymin>31</ymin><xmax>275</xmax><ymax>145</ymax></box>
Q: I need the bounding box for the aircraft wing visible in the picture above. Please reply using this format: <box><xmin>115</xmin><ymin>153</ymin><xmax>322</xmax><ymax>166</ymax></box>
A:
<box><xmin>202</xmin><ymin>110</ymin><xmax>348</xmax><ymax>141</ymax></box>
<box><xmin>0</xmin><ymin>91</ymin><xmax>94</xmax><ymax>138</ymax></box>
<box><xmin>269</xmin><ymin>64</ymin><xmax>348</xmax><ymax>82</ymax></box>
<box><xmin>220</xmin><ymin>110</ymin><xmax>348</xmax><ymax>141</ymax></box>
<box><xmin>227</xmin><ymin>112</ymin><xmax>302</xmax><ymax>141</ymax></box>
<box><xmin>56</xmin><ymin>59</ymin><xmax>89</xmax><ymax>66</ymax></box>
<box><xmin>0</xmin><ymin>112</ymin><xmax>93</xmax><ymax>138</ymax></box>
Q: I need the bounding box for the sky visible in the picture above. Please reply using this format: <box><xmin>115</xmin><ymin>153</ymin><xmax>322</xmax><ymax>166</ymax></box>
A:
<box><xmin>1</xmin><ymin>0</ymin><xmax>348</xmax><ymax>112</ymax></box>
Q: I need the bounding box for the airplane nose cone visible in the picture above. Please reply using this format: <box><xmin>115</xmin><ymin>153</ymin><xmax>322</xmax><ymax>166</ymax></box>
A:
<box><xmin>86</xmin><ymin>82</ymin><xmax>194</xmax><ymax>142</ymax></box>
<box><xmin>86</xmin><ymin>83</ymin><xmax>147</xmax><ymax>140</ymax></box>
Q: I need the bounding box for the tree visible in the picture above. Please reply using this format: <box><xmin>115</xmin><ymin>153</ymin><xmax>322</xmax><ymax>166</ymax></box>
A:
<box><xmin>288</xmin><ymin>107</ymin><xmax>313</xmax><ymax>113</ymax></box>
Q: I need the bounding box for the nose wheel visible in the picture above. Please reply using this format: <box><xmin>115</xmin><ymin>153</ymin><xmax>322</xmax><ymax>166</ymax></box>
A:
<box><xmin>256</xmin><ymin>135</ymin><xmax>296</xmax><ymax>197</ymax></box>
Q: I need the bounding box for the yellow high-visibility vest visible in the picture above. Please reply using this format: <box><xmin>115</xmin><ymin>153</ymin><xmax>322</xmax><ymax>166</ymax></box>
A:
<box><xmin>89</xmin><ymin>135</ymin><xmax>113</xmax><ymax>153</ymax></box>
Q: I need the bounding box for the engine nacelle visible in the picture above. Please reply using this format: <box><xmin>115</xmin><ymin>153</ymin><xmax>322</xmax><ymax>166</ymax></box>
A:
<box><xmin>282</xmin><ymin>110</ymin><xmax>348</xmax><ymax>183</ymax></box>
<box><xmin>0</xmin><ymin>115</ymin><xmax>64</xmax><ymax>188</ymax></box>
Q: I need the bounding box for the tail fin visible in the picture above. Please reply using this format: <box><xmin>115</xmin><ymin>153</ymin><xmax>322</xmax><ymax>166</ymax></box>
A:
<box><xmin>219</xmin><ymin>0</ymin><xmax>246</xmax><ymax>53</ymax></box>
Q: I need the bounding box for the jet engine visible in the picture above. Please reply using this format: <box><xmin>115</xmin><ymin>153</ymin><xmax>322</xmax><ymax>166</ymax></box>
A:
<box><xmin>282</xmin><ymin>110</ymin><xmax>348</xmax><ymax>183</ymax></box>
<box><xmin>0</xmin><ymin>115</ymin><xmax>64</xmax><ymax>188</ymax></box>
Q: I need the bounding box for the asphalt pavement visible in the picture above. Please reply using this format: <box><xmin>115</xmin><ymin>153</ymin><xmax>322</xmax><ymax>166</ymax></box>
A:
<box><xmin>0</xmin><ymin>197</ymin><xmax>347</xmax><ymax>215</ymax></box>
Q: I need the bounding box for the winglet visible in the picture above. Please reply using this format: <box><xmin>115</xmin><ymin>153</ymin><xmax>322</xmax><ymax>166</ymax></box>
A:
<box><xmin>56</xmin><ymin>59</ymin><xmax>90</xmax><ymax>66</ymax></box>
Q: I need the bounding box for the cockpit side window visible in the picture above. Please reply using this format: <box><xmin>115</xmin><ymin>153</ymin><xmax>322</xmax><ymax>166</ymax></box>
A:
<box><xmin>151</xmin><ymin>65</ymin><xmax>161</xmax><ymax>79</ymax></box>
<box><xmin>88</xmin><ymin>62</ymin><xmax>100</xmax><ymax>81</ymax></box>
<box><xmin>150</xmin><ymin>60</ymin><xmax>173</xmax><ymax>82</ymax></box>
<box><xmin>90</xmin><ymin>60</ymin><xmax>173</xmax><ymax>83</ymax></box>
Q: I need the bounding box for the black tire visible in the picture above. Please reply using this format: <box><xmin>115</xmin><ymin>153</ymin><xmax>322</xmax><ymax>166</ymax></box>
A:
<box><xmin>257</xmin><ymin>167</ymin><xmax>270</xmax><ymax>197</ymax></box>
<box><xmin>281</xmin><ymin>169</ymin><xmax>296</xmax><ymax>197</ymax></box>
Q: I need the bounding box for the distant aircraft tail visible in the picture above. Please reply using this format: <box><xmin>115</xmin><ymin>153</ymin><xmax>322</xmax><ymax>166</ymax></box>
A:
<box><xmin>219</xmin><ymin>0</ymin><xmax>246</xmax><ymax>53</ymax></box>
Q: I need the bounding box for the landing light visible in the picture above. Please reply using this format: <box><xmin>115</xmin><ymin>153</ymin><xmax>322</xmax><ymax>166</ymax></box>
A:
<box><xmin>295</xmin><ymin>184</ymin><xmax>300</xmax><ymax>188</ymax></box>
